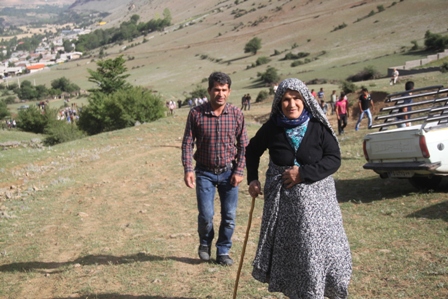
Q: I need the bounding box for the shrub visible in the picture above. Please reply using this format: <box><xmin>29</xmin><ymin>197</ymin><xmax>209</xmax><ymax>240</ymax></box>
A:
<box><xmin>4</xmin><ymin>96</ymin><xmax>16</xmax><ymax>104</ymax></box>
<box><xmin>44</xmin><ymin>122</ymin><xmax>86</xmax><ymax>145</ymax></box>
<box><xmin>17</xmin><ymin>105</ymin><xmax>58</xmax><ymax>134</ymax></box>
<box><xmin>256</xmin><ymin>90</ymin><xmax>269</xmax><ymax>102</ymax></box>
<box><xmin>440</xmin><ymin>62</ymin><xmax>448</xmax><ymax>73</ymax></box>
<box><xmin>0</xmin><ymin>100</ymin><xmax>9</xmax><ymax>119</ymax></box>
<box><xmin>256</xmin><ymin>56</ymin><xmax>271</xmax><ymax>66</ymax></box>
<box><xmin>347</xmin><ymin>65</ymin><xmax>381</xmax><ymax>82</ymax></box>
<box><xmin>332</xmin><ymin>23</ymin><xmax>347</xmax><ymax>32</ymax></box>
<box><xmin>340</xmin><ymin>81</ymin><xmax>358</xmax><ymax>95</ymax></box>
<box><xmin>257</xmin><ymin>67</ymin><xmax>280</xmax><ymax>85</ymax></box>
<box><xmin>291</xmin><ymin>60</ymin><xmax>304</xmax><ymax>67</ymax></box>
<box><xmin>77</xmin><ymin>86</ymin><xmax>165</xmax><ymax>135</ymax></box>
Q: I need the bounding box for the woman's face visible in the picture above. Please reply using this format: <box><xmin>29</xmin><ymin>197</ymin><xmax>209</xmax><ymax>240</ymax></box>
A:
<box><xmin>281</xmin><ymin>89</ymin><xmax>304</xmax><ymax>119</ymax></box>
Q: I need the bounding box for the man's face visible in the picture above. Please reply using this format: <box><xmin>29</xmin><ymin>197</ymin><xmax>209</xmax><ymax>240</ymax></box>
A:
<box><xmin>208</xmin><ymin>82</ymin><xmax>231</xmax><ymax>108</ymax></box>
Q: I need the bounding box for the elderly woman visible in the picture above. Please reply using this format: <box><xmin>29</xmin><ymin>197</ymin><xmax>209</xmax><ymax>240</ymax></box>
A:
<box><xmin>246</xmin><ymin>78</ymin><xmax>352</xmax><ymax>299</ymax></box>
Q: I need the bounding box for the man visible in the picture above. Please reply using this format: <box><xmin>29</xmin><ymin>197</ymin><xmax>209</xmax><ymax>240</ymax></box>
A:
<box><xmin>396</xmin><ymin>81</ymin><xmax>414</xmax><ymax>128</ymax></box>
<box><xmin>355</xmin><ymin>87</ymin><xmax>374</xmax><ymax>131</ymax></box>
<box><xmin>241</xmin><ymin>94</ymin><xmax>248</xmax><ymax>110</ymax></box>
<box><xmin>317</xmin><ymin>87</ymin><xmax>325</xmax><ymax>103</ymax></box>
<box><xmin>330</xmin><ymin>90</ymin><xmax>337</xmax><ymax>115</ymax></box>
<box><xmin>390</xmin><ymin>68</ymin><xmax>399</xmax><ymax>85</ymax></box>
<box><xmin>335</xmin><ymin>92</ymin><xmax>350</xmax><ymax>135</ymax></box>
<box><xmin>182</xmin><ymin>72</ymin><xmax>248</xmax><ymax>266</ymax></box>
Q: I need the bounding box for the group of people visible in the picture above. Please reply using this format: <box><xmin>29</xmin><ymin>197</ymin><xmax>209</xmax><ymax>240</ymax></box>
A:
<box><xmin>187</xmin><ymin>97</ymin><xmax>208</xmax><ymax>109</ymax></box>
<box><xmin>58</xmin><ymin>104</ymin><xmax>79</xmax><ymax>123</ymax></box>
<box><xmin>181</xmin><ymin>72</ymin><xmax>352</xmax><ymax>299</ymax></box>
<box><xmin>241</xmin><ymin>93</ymin><xmax>251</xmax><ymax>111</ymax></box>
<box><xmin>4</xmin><ymin>119</ymin><xmax>16</xmax><ymax>129</ymax></box>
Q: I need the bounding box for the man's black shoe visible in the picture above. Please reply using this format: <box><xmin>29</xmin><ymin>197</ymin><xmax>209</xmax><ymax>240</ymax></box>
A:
<box><xmin>216</xmin><ymin>254</ymin><xmax>233</xmax><ymax>266</ymax></box>
<box><xmin>198</xmin><ymin>245</ymin><xmax>211</xmax><ymax>261</ymax></box>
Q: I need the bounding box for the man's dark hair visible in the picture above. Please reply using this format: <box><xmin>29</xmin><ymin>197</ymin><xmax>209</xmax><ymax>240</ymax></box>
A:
<box><xmin>361</xmin><ymin>87</ymin><xmax>368</xmax><ymax>92</ymax></box>
<box><xmin>405</xmin><ymin>81</ymin><xmax>414</xmax><ymax>91</ymax></box>
<box><xmin>208</xmin><ymin>72</ymin><xmax>232</xmax><ymax>89</ymax></box>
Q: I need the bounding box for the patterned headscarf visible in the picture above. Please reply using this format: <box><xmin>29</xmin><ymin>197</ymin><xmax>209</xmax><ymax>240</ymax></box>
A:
<box><xmin>270</xmin><ymin>78</ymin><xmax>339</xmax><ymax>143</ymax></box>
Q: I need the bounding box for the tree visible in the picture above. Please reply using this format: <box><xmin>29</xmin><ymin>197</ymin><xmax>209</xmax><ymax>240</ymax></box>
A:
<box><xmin>87</xmin><ymin>55</ymin><xmax>131</xmax><ymax>95</ymax></box>
<box><xmin>0</xmin><ymin>100</ymin><xmax>9</xmax><ymax>120</ymax></box>
<box><xmin>51</xmin><ymin>77</ymin><xmax>80</xmax><ymax>93</ymax></box>
<box><xmin>77</xmin><ymin>86</ymin><xmax>165</xmax><ymax>135</ymax></box>
<box><xmin>258</xmin><ymin>67</ymin><xmax>280</xmax><ymax>85</ymax></box>
<box><xmin>244</xmin><ymin>37</ymin><xmax>262</xmax><ymax>55</ymax></box>
<box><xmin>63</xmin><ymin>39</ymin><xmax>74</xmax><ymax>52</ymax></box>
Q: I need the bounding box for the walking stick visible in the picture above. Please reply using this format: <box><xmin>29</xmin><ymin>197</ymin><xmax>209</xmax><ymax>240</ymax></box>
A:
<box><xmin>233</xmin><ymin>196</ymin><xmax>256</xmax><ymax>299</ymax></box>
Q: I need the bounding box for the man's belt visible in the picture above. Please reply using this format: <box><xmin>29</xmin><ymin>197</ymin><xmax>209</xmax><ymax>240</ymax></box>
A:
<box><xmin>196</xmin><ymin>163</ymin><xmax>233</xmax><ymax>175</ymax></box>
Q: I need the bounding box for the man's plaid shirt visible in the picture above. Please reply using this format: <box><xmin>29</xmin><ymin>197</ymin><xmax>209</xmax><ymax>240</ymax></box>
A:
<box><xmin>182</xmin><ymin>103</ymin><xmax>248</xmax><ymax>176</ymax></box>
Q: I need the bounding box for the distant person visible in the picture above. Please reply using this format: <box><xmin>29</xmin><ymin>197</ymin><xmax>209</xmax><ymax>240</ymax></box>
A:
<box><xmin>397</xmin><ymin>81</ymin><xmax>414</xmax><ymax>128</ymax></box>
<box><xmin>330</xmin><ymin>90</ymin><xmax>337</xmax><ymax>115</ymax></box>
<box><xmin>168</xmin><ymin>100</ymin><xmax>176</xmax><ymax>116</ymax></box>
<box><xmin>181</xmin><ymin>72</ymin><xmax>248</xmax><ymax>266</ymax></box>
<box><xmin>177</xmin><ymin>99</ymin><xmax>182</xmax><ymax>108</ymax></box>
<box><xmin>320</xmin><ymin>100</ymin><xmax>328</xmax><ymax>116</ymax></box>
<box><xmin>246</xmin><ymin>93</ymin><xmax>251</xmax><ymax>111</ymax></box>
<box><xmin>310</xmin><ymin>89</ymin><xmax>317</xmax><ymax>99</ymax></box>
<box><xmin>390</xmin><ymin>68</ymin><xmax>399</xmax><ymax>85</ymax></box>
<box><xmin>241</xmin><ymin>94</ymin><xmax>248</xmax><ymax>111</ymax></box>
<box><xmin>317</xmin><ymin>87</ymin><xmax>325</xmax><ymax>102</ymax></box>
<box><xmin>355</xmin><ymin>87</ymin><xmax>374</xmax><ymax>131</ymax></box>
<box><xmin>335</xmin><ymin>92</ymin><xmax>350</xmax><ymax>135</ymax></box>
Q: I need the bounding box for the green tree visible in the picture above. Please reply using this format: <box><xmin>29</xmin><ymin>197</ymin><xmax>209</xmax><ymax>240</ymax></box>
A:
<box><xmin>0</xmin><ymin>100</ymin><xmax>9</xmax><ymax>119</ymax></box>
<box><xmin>189</xmin><ymin>85</ymin><xmax>208</xmax><ymax>99</ymax></box>
<box><xmin>78</xmin><ymin>86</ymin><xmax>165</xmax><ymax>135</ymax></box>
<box><xmin>17</xmin><ymin>105</ymin><xmax>52</xmax><ymax>133</ymax></box>
<box><xmin>87</xmin><ymin>55</ymin><xmax>131</xmax><ymax>95</ymax></box>
<box><xmin>163</xmin><ymin>8</ymin><xmax>172</xmax><ymax>23</ymax></box>
<box><xmin>244</xmin><ymin>37</ymin><xmax>262</xmax><ymax>55</ymax></box>
<box><xmin>258</xmin><ymin>67</ymin><xmax>280</xmax><ymax>85</ymax></box>
<box><xmin>51</xmin><ymin>77</ymin><xmax>80</xmax><ymax>93</ymax></box>
<box><xmin>63</xmin><ymin>39</ymin><xmax>74</xmax><ymax>52</ymax></box>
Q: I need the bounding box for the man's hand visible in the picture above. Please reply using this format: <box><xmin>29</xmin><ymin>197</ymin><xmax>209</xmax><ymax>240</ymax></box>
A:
<box><xmin>248</xmin><ymin>180</ymin><xmax>263</xmax><ymax>198</ymax></box>
<box><xmin>230</xmin><ymin>173</ymin><xmax>243</xmax><ymax>187</ymax></box>
<box><xmin>282</xmin><ymin>166</ymin><xmax>302</xmax><ymax>189</ymax></box>
<box><xmin>184</xmin><ymin>172</ymin><xmax>195</xmax><ymax>189</ymax></box>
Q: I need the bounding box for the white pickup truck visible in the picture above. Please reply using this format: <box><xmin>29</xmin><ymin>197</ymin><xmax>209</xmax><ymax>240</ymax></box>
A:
<box><xmin>363</xmin><ymin>85</ymin><xmax>448</xmax><ymax>190</ymax></box>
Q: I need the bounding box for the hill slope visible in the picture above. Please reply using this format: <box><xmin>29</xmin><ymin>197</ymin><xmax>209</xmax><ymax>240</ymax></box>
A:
<box><xmin>17</xmin><ymin>0</ymin><xmax>448</xmax><ymax>100</ymax></box>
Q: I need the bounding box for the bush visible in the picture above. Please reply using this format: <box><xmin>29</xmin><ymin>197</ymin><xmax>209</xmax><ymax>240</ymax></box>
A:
<box><xmin>340</xmin><ymin>81</ymin><xmax>358</xmax><ymax>95</ymax></box>
<box><xmin>4</xmin><ymin>96</ymin><xmax>16</xmax><ymax>104</ymax></box>
<box><xmin>441</xmin><ymin>62</ymin><xmax>448</xmax><ymax>73</ymax></box>
<box><xmin>78</xmin><ymin>86</ymin><xmax>166</xmax><ymax>135</ymax></box>
<box><xmin>291</xmin><ymin>60</ymin><xmax>304</xmax><ymax>67</ymax></box>
<box><xmin>347</xmin><ymin>65</ymin><xmax>381</xmax><ymax>82</ymax></box>
<box><xmin>257</xmin><ymin>67</ymin><xmax>280</xmax><ymax>85</ymax></box>
<box><xmin>256</xmin><ymin>90</ymin><xmax>269</xmax><ymax>103</ymax></box>
<box><xmin>256</xmin><ymin>56</ymin><xmax>271</xmax><ymax>66</ymax></box>
<box><xmin>17</xmin><ymin>105</ymin><xmax>54</xmax><ymax>134</ymax></box>
<box><xmin>0</xmin><ymin>100</ymin><xmax>9</xmax><ymax>119</ymax></box>
<box><xmin>44</xmin><ymin>122</ymin><xmax>86</xmax><ymax>145</ymax></box>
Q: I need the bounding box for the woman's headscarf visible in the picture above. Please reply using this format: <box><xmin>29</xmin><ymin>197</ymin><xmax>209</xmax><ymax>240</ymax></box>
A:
<box><xmin>270</xmin><ymin>78</ymin><xmax>339</xmax><ymax>143</ymax></box>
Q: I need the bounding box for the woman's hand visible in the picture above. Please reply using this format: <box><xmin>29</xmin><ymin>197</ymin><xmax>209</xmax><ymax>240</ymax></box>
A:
<box><xmin>248</xmin><ymin>180</ymin><xmax>263</xmax><ymax>198</ymax></box>
<box><xmin>282</xmin><ymin>166</ymin><xmax>302</xmax><ymax>188</ymax></box>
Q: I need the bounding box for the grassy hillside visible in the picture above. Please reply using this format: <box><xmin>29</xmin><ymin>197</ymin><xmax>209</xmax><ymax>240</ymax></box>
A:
<box><xmin>15</xmin><ymin>0</ymin><xmax>448</xmax><ymax>103</ymax></box>
<box><xmin>1</xmin><ymin>103</ymin><xmax>447</xmax><ymax>298</ymax></box>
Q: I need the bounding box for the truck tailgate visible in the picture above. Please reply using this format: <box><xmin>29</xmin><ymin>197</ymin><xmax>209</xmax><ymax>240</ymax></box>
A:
<box><xmin>364</xmin><ymin>127</ymin><xmax>422</xmax><ymax>160</ymax></box>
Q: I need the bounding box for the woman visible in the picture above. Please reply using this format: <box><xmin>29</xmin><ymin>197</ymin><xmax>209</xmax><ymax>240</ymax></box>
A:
<box><xmin>246</xmin><ymin>78</ymin><xmax>352</xmax><ymax>299</ymax></box>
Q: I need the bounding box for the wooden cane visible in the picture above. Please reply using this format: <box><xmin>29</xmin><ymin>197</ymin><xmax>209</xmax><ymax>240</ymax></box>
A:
<box><xmin>233</xmin><ymin>196</ymin><xmax>256</xmax><ymax>299</ymax></box>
